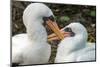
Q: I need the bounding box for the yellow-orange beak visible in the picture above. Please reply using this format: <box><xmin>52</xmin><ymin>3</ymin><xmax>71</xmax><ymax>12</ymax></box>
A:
<box><xmin>46</xmin><ymin>20</ymin><xmax>64</xmax><ymax>41</ymax></box>
<box><xmin>48</xmin><ymin>30</ymin><xmax>70</xmax><ymax>41</ymax></box>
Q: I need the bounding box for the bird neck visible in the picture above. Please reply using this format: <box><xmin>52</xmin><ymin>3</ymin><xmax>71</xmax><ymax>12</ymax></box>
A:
<box><xmin>59</xmin><ymin>34</ymin><xmax>87</xmax><ymax>54</ymax></box>
<box><xmin>26</xmin><ymin>21</ymin><xmax>47</xmax><ymax>43</ymax></box>
<box><xmin>71</xmin><ymin>34</ymin><xmax>87</xmax><ymax>51</ymax></box>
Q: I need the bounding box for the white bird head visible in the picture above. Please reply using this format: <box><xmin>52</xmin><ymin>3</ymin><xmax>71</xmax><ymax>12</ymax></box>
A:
<box><xmin>63</xmin><ymin>22</ymin><xmax>88</xmax><ymax>42</ymax></box>
<box><xmin>23</xmin><ymin>3</ymin><xmax>54</xmax><ymax>27</ymax></box>
<box><xmin>22</xmin><ymin>3</ymin><xmax>64</xmax><ymax>42</ymax></box>
<box><xmin>47</xmin><ymin>22</ymin><xmax>88</xmax><ymax>51</ymax></box>
<box><xmin>56</xmin><ymin>22</ymin><xmax>88</xmax><ymax>52</ymax></box>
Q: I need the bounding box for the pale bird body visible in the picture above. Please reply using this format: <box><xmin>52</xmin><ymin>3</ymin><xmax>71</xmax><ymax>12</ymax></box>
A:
<box><xmin>55</xmin><ymin>23</ymin><xmax>96</xmax><ymax>63</ymax></box>
<box><xmin>12</xmin><ymin>3</ymin><xmax>59</xmax><ymax>65</ymax></box>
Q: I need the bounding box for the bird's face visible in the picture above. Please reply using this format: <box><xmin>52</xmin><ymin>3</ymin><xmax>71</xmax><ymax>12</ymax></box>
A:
<box><xmin>23</xmin><ymin>3</ymin><xmax>64</xmax><ymax>40</ymax></box>
<box><xmin>48</xmin><ymin>22</ymin><xmax>88</xmax><ymax>41</ymax></box>
<box><xmin>42</xmin><ymin>15</ymin><xmax>64</xmax><ymax>40</ymax></box>
<box><xmin>63</xmin><ymin>27</ymin><xmax>75</xmax><ymax>37</ymax></box>
<box><xmin>66</xmin><ymin>23</ymin><xmax>86</xmax><ymax>35</ymax></box>
<box><xmin>36</xmin><ymin>3</ymin><xmax>64</xmax><ymax>40</ymax></box>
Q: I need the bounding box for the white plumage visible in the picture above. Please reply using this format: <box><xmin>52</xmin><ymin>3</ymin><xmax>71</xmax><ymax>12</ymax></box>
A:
<box><xmin>55</xmin><ymin>22</ymin><xmax>96</xmax><ymax>63</ymax></box>
<box><xmin>12</xmin><ymin>3</ymin><xmax>54</xmax><ymax>65</ymax></box>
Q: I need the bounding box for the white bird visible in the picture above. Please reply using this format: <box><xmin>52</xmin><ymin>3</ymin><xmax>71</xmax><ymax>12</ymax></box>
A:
<box><xmin>53</xmin><ymin>22</ymin><xmax>96</xmax><ymax>63</ymax></box>
<box><xmin>12</xmin><ymin>3</ymin><xmax>64</xmax><ymax>66</ymax></box>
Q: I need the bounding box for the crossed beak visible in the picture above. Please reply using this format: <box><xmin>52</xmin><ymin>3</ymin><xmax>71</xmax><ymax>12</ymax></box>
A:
<box><xmin>45</xmin><ymin>19</ymin><xmax>64</xmax><ymax>41</ymax></box>
<box><xmin>43</xmin><ymin>16</ymin><xmax>71</xmax><ymax>41</ymax></box>
<box><xmin>48</xmin><ymin>29</ymin><xmax>71</xmax><ymax>41</ymax></box>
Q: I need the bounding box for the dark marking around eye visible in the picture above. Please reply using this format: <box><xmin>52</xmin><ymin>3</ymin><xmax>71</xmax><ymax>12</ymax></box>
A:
<box><xmin>70</xmin><ymin>32</ymin><xmax>75</xmax><ymax>37</ymax></box>
<box><xmin>43</xmin><ymin>15</ymin><xmax>55</xmax><ymax>26</ymax></box>
<box><xmin>49</xmin><ymin>16</ymin><xmax>55</xmax><ymax>22</ymax></box>
<box><xmin>64</xmin><ymin>27</ymin><xmax>75</xmax><ymax>37</ymax></box>
<box><xmin>64</xmin><ymin>27</ymin><xmax>72</xmax><ymax>32</ymax></box>
<box><xmin>43</xmin><ymin>17</ymin><xmax>49</xmax><ymax>22</ymax></box>
<box><xmin>43</xmin><ymin>15</ymin><xmax>55</xmax><ymax>22</ymax></box>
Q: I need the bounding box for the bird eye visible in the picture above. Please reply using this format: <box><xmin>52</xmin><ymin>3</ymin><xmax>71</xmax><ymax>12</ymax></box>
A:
<box><xmin>43</xmin><ymin>17</ymin><xmax>49</xmax><ymax>22</ymax></box>
<box><xmin>64</xmin><ymin>27</ymin><xmax>75</xmax><ymax>37</ymax></box>
<box><xmin>43</xmin><ymin>15</ymin><xmax>55</xmax><ymax>22</ymax></box>
<box><xmin>49</xmin><ymin>16</ymin><xmax>55</xmax><ymax>22</ymax></box>
<box><xmin>64</xmin><ymin>27</ymin><xmax>72</xmax><ymax>32</ymax></box>
<box><xmin>42</xmin><ymin>16</ymin><xmax>55</xmax><ymax>26</ymax></box>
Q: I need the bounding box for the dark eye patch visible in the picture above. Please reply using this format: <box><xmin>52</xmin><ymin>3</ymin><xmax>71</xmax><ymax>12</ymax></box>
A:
<box><xmin>43</xmin><ymin>15</ymin><xmax>55</xmax><ymax>22</ymax></box>
<box><xmin>43</xmin><ymin>17</ymin><xmax>49</xmax><ymax>22</ymax></box>
<box><xmin>64</xmin><ymin>27</ymin><xmax>72</xmax><ymax>32</ymax></box>
<box><xmin>49</xmin><ymin>15</ymin><xmax>55</xmax><ymax>22</ymax></box>
<box><xmin>64</xmin><ymin>27</ymin><xmax>75</xmax><ymax>37</ymax></box>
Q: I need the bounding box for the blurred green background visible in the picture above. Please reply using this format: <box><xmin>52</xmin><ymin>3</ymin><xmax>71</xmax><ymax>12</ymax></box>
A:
<box><xmin>12</xmin><ymin>1</ymin><xmax>96</xmax><ymax>63</ymax></box>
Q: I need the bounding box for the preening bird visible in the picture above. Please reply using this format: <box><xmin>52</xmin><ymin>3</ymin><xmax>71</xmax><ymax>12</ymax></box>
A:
<box><xmin>55</xmin><ymin>22</ymin><xmax>96</xmax><ymax>63</ymax></box>
<box><xmin>48</xmin><ymin>22</ymin><xmax>96</xmax><ymax>63</ymax></box>
<box><xmin>12</xmin><ymin>3</ymin><xmax>64</xmax><ymax>66</ymax></box>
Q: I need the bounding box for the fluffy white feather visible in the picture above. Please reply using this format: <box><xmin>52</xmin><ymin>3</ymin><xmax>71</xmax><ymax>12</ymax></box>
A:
<box><xmin>12</xmin><ymin>3</ymin><xmax>53</xmax><ymax>65</ymax></box>
<box><xmin>55</xmin><ymin>22</ymin><xmax>95</xmax><ymax>63</ymax></box>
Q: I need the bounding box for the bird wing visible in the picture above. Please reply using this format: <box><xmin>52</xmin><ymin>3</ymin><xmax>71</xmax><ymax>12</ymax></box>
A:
<box><xmin>76</xmin><ymin>44</ymin><xmax>96</xmax><ymax>61</ymax></box>
<box><xmin>12</xmin><ymin>34</ymin><xmax>28</xmax><ymax>64</ymax></box>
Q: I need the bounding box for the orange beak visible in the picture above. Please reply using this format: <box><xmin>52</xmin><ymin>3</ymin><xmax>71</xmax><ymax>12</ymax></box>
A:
<box><xmin>48</xmin><ymin>30</ymin><xmax>70</xmax><ymax>41</ymax></box>
<box><xmin>46</xmin><ymin>20</ymin><xmax>64</xmax><ymax>41</ymax></box>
